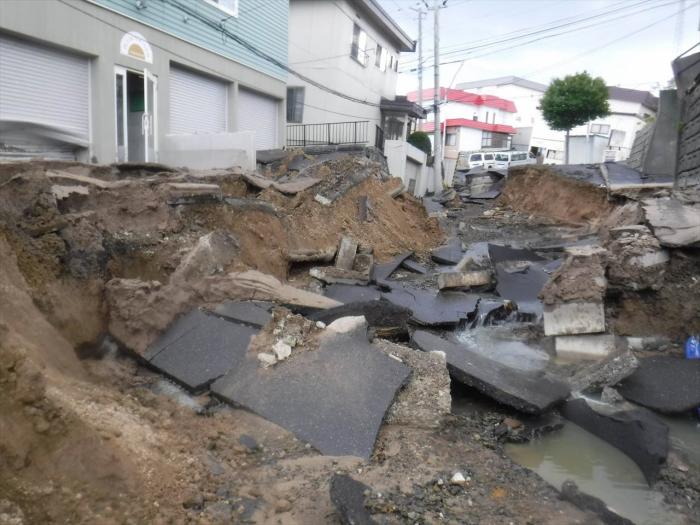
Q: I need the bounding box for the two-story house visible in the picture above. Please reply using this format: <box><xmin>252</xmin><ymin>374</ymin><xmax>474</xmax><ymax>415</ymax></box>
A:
<box><xmin>0</xmin><ymin>0</ymin><xmax>288</xmax><ymax>167</ymax></box>
<box><xmin>457</xmin><ymin>76</ymin><xmax>566</xmax><ymax>163</ymax></box>
<box><xmin>407</xmin><ymin>87</ymin><xmax>518</xmax><ymax>159</ymax></box>
<box><xmin>287</xmin><ymin>0</ymin><xmax>423</xmax><ymax>150</ymax></box>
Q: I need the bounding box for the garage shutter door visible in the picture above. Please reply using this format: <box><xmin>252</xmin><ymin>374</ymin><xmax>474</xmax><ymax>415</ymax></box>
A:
<box><xmin>169</xmin><ymin>66</ymin><xmax>227</xmax><ymax>135</ymax></box>
<box><xmin>238</xmin><ymin>88</ymin><xmax>278</xmax><ymax>150</ymax></box>
<box><xmin>0</xmin><ymin>34</ymin><xmax>89</xmax><ymax>140</ymax></box>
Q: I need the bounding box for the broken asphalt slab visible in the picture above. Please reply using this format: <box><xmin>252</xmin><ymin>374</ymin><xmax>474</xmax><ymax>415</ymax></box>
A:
<box><xmin>488</xmin><ymin>243</ymin><xmax>546</xmax><ymax>264</ymax></box>
<box><xmin>330</xmin><ymin>474</ymin><xmax>377</xmax><ymax>525</ymax></box>
<box><xmin>559</xmin><ymin>480</ymin><xmax>634</xmax><ymax>525</ymax></box>
<box><xmin>211</xmin><ymin>325</ymin><xmax>410</xmax><ymax>459</ymax></box>
<box><xmin>616</xmin><ymin>356</ymin><xmax>700</xmax><ymax>413</ymax></box>
<box><xmin>642</xmin><ymin>198</ymin><xmax>700</xmax><ymax>247</ymax></box>
<box><xmin>411</xmin><ymin>330</ymin><xmax>570</xmax><ymax>414</ymax></box>
<box><xmin>400</xmin><ymin>258</ymin><xmax>427</xmax><ymax>274</ymax></box>
<box><xmin>561</xmin><ymin>398</ymin><xmax>669</xmax><ymax>485</ymax></box>
<box><xmin>371</xmin><ymin>251</ymin><xmax>413</xmax><ymax>283</ymax></box>
<box><xmin>381</xmin><ymin>283</ymin><xmax>479</xmax><ymax>326</ymax></box>
<box><xmin>324</xmin><ymin>284</ymin><xmax>382</xmax><ymax>303</ymax></box>
<box><xmin>308</xmin><ymin>299</ymin><xmax>411</xmax><ymax>337</ymax></box>
<box><xmin>431</xmin><ymin>237</ymin><xmax>462</xmax><ymax>265</ymax></box>
<box><xmin>494</xmin><ymin>263</ymin><xmax>550</xmax><ymax>316</ymax></box>
<box><xmin>144</xmin><ymin>309</ymin><xmax>259</xmax><ymax>393</ymax></box>
<box><xmin>208</xmin><ymin>300</ymin><xmax>273</xmax><ymax>327</ymax></box>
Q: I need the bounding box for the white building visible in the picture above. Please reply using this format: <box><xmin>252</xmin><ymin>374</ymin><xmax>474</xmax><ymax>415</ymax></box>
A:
<box><xmin>568</xmin><ymin>87</ymin><xmax>658</xmax><ymax>163</ymax></box>
<box><xmin>288</xmin><ymin>0</ymin><xmax>423</xmax><ymax>149</ymax></box>
<box><xmin>406</xmin><ymin>87</ymin><xmax>518</xmax><ymax>160</ymax></box>
<box><xmin>457</xmin><ymin>76</ymin><xmax>565</xmax><ymax>163</ymax></box>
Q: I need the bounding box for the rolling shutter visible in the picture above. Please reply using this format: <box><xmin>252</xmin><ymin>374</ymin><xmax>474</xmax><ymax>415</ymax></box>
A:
<box><xmin>169</xmin><ymin>66</ymin><xmax>228</xmax><ymax>135</ymax></box>
<box><xmin>238</xmin><ymin>88</ymin><xmax>278</xmax><ymax>150</ymax></box>
<box><xmin>0</xmin><ymin>33</ymin><xmax>89</xmax><ymax>140</ymax></box>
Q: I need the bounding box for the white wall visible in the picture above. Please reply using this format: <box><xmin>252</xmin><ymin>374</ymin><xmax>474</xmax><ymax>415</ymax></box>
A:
<box><xmin>385</xmin><ymin>139</ymin><xmax>434</xmax><ymax>196</ymax></box>
<box><xmin>289</xmin><ymin>0</ymin><xmax>405</xmax><ymax>143</ymax></box>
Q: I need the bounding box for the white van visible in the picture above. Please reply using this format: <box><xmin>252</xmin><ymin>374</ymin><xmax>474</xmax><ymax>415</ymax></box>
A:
<box><xmin>494</xmin><ymin>151</ymin><xmax>536</xmax><ymax>169</ymax></box>
<box><xmin>458</xmin><ymin>151</ymin><xmax>496</xmax><ymax>170</ymax></box>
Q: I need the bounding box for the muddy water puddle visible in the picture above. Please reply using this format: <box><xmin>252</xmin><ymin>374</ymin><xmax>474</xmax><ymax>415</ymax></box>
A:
<box><xmin>506</xmin><ymin>420</ymin><xmax>697</xmax><ymax>525</ymax></box>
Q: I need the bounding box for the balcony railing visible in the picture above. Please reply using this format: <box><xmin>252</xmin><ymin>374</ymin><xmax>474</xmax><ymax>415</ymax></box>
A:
<box><xmin>286</xmin><ymin>121</ymin><xmax>370</xmax><ymax>148</ymax></box>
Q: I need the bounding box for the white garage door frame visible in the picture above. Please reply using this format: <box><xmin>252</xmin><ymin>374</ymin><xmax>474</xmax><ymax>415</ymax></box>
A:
<box><xmin>169</xmin><ymin>65</ymin><xmax>228</xmax><ymax>135</ymax></box>
<box><xmin>0</xmin><ymin>33</ymin><xmax>91</xmax><ymax>158</ymax></box>
<box><xmin>237</xmin><ymin>87</ymin><xmax>279</xmax><ymax>150</ymax></box>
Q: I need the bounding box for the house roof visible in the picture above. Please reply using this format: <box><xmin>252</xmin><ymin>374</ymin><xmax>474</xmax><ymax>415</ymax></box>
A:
<box><xmin>456</xmin><ymin>76</ymin><xmax>549</xmax><ymax>93</ymax></box>
<box><xmin>380</xmin><ymin>96</ymin><xmax>427</xmax><ymax>118</ymax></box>
<box><xmin>350</xmin><ymin>0</ymin><xmax>415</xmax><ymax>52</ymax></box>
<box><xmin>607</xmin><ymin>86</ymin><xmax>658</xmax><ymax>112</ymax></box>
<box><xmin>421</xmin><ymin>119</ymin><xmax>517</xmax><ymax>135</ymax></box>
<box><xmin>407</xmin><ymin>88</ymin><xmax>517</xmax><ymax>112</ymax></box>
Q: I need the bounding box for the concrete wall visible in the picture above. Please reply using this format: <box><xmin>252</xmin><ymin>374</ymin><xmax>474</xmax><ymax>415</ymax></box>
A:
<box><xmin>385</xmin><ymin>139</ymin><xmax>432</xmax><ymax>196</ymax></box>
<box><xmin>0</xmin><ymin>0</ymin><xmax>286</xmax><ymax>165</ymax></box>
<box><xmin>160</xmin><ymin>132</ymin><xmax>255</xmax><ymax>171</ymax></box>
<box><xmin>288</xmin><ymin>0</ymin><xmax>408</xmax><ymax>144</ymax></box>
<box><xmin>568</xmin><ymin>134</ymin><xmax>608</xmax><ymax>164</ymax></box>
<box><xmin>674</xmin><ymin>50</ymin><xmax>700</xmax><ymax>188</ymax></box>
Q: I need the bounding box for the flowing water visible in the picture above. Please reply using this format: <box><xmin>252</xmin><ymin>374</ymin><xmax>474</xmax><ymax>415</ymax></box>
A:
<box><xmin>506</xmin><ymin>417</ymin><xmax>699</xmax><ymax>525</ymax></box>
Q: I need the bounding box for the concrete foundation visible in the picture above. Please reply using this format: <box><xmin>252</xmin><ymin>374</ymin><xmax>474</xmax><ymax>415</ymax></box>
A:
<box><xmin>160</xmin><ymin>132</ymin><xmax>255</xmax><ymax>171</ymax></box>
<box><xmin>543</xmin><ymin>302</ymin><xmax>605</xmax><ymax>336</ymax></box>
<box><xmin>555</xmin><ymin>334</ymin><xmax>616</xmax><ymax>360</ymax></box>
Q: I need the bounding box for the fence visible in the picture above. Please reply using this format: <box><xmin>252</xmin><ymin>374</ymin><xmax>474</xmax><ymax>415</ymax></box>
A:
<box><xmin>286</xmin><ymin>121</ymin><xmax>369</xmax><ymax>148</ymax></box>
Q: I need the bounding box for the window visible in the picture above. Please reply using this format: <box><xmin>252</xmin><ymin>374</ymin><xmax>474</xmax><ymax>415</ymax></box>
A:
<box><xmin>484</xmin><ymin>153</ymin><xmax>494</xmax><ymax>161</ymax></box>
<box><xmin>446</xmin><ymin>133</ymin><xmax>456</xmax><ymax>146</ymax></box>
<box><xmin>388</xmin><ymin>55</ymin><xmax>394</xmax><ymax>70</ymax></box>
<box><xmin>609</xmin><ymin>129</ymin><xmax>626</xmax><ymax>147</ymax></box>
<box><xmin>590</xmin><ymin>123</ymin><xmax>610</xmax><ymax>134</ymax></box>
<box><xmin>485</xmin><ymin>111</ymin><xmax>489</xmax><ymax>123</ymax></box>
<box><xmin>205</xmin><ymin>0</ymin><xmax>238</xmax><ymax>17</ymax></box>
<box><xmin>473</xmin><ymin>113</ymin><xmax>478</xmax><ymax>121</ymax></box>
<box><xmin>394</xmin><ymin>57</ymin><xmax>398</xmax><ymax>72</ymax></box>
<box><xmin>286</xmin><ymin>87</ymin><xmax>304</xmax><ymax>123</ymax></box>
<box><xmin>375</xmin><ymin>44</ymin><xmax>383</xmax><ymax>68</ymax></box>
<box><xmin>495</xmin><ymin>153</ymin><xmax>509</xmax><ymax>161</ymax></box>
<box><xmin>470</xmin><ymin>154</ymin><xmax>482</xmax><ymax>161</ymax></box>
<box><xmin>351</xmin><ymin>24</ymin><xmax>368</xmax><ymax>66</ymax></box>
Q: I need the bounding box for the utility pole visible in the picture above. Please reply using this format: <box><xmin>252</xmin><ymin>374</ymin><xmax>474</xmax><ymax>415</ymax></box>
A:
<box><xmin>429</xmin><ymin>0</ymin><xmax>445</xmax><ymax>185</ymax></box>
<box><xmin>409</xmin><ymin>6</ymin><xmax>426</xmax><ymax>112</ymax></box>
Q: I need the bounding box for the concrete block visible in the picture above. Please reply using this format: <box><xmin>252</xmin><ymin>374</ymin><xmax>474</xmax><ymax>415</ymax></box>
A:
<box><xmin>437</xmin><ymin>270</ymin><xmax>492</xmax><ymax>290</ymax></box>
<box><xmin>160</xmin><ymin>131</ymin><xmax>254</xmax><ymax>171</ymax></box>
<box><xmin>555</xmin><ymin>334</ymin><xmax>616</xmax><ymax>360</ymax></box>
<box><xmin>543</xmin><ymin>302</ymin><xmax>605</xmax><ymax>336</ymax></box>
<box><xmin>335</xmin><ymin>236</ymin><xmax>358</xmax><ymax>270</ymax></box>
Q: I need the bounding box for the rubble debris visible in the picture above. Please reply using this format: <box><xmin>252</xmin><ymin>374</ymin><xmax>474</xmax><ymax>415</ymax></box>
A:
<box><xmin>411</xmin><ymin>331</ymin><xmax>570</xmax><ymax>414</ymax></box>
<box><xmin>170</xmin><ymin>230</ymin><xmax>238</xmax><ymax>283</ymax></box>
<box><xmin>212</xmin><ymin>317</ymin><xmax>410</xmax><ymax>459</ymax></box>
<box><xmin>357</xmin><ymin>195</ymin><xmax>369</xmax><ymax>221</ymax></box>
<box><xmin>209</xmin><ymin>300</ymin><xmax>273</xmax><ymax>327</ymax></box>
<box><xmin>567</xmin><ymin>350</ymin><xmax>638</xmax><ymax>394</ymax></box>
<box><xmin>642</xmin><ymin>198</ymin><xmax>700</xmax><ymax>247</ymax></box>
<box><xmin>606</xmin><ymin>225</ymin><xmax>669</xmax><ymax>291</ymax></box>
<box><xmin>555</xmin><ymin>334</ymin><xmax>616</xmax><ymax>360</ymax></box>
<box><xmin>423</xmin><ymin>196</ymin><xmax>446</xmax><ymax>218</ymax></box>
<box><xmin>616</xmin><ymin>356</ymin><xmax>700</xmax><ymax>413</ymax></box>
<box><xmin>51</xmin><ymin>184</ymin><xmax>90</xmax><ymax>201</ymax></box>
<box><xmin>371</xmin><ymin>251</ymin><xmax>413</xmax><ymax>283</ymax></box>
<box><xmin>144</xmin><ymin>309</ymin><xmax>259</xmax><ymax>392</ymax></box>
<box><xmin>381</xmin><ymin>283</ymin><xmax>479</xmax><ymax>326</ymax></box>
<box><xmin>599</xmin><ymin>201</ymin><xmax>644</xmax><ymax>241</ymax></box>
<box><xmin>561</xmin><ymin>398</ymin><xmax>669</xmax><ymax>485</ymax></box>
<box><xmin>164</xmin><ymin>182</ymin><xmax>222</xmax><ymax>204</ymax></box>
<box><xmin>544</xmin><ymin>302</ymin><xmax>605</xmax><ymax>337</ymax></box>
<box><xmin>324</xmin><ymin>283</ymin><xmax>382</xmax><ymax>303</ymax></box>
<box><xmin>329</xmin><ymin>474</ymin><xmax>377</xmax><ymax>525</ymax></box>
<box><xmin>488</xmin><ymin>244</ymin><xmax>545</xmax><ymax>264</ymax></box>
<box><xmin>437</xmin><ymin>270</ymin><xmax>492</xmax><ymax>290</ymax></box>
<box><xmin>314</xmin><ymin>194</ymin><xmax>332</xmax><ymax>206</ymax></box>
<box><xmin>401</xmin><ymin>258</ymin><xmax>427</xmax><ymax>274</ymax></box>
<box><xmin>286</xmin><ymin>246</ymin><xmax>337</xmax><ymax>263</ymax></box>
<box><xmin>431</xmin><ymin>237</ymin><xmax>462</xmax><ymax>265</ymax></box>
<box><xmin>353</xmin><ymin>253</ymin><xmax>374</xmax><ymax>274</ymax></box>
<box><xmin>374</xmin><ymin>339</ymin><xmax>451</xmax><ymax>428</ymax></box>
<box><xmin>336</xmin><ymin>236</ymin><xmax>359</xmax><ymax>270</ymax></box>
<box><xmin>559</xmin><ymin>480</ymin><xmax>634</xmax><ymax>525</ymax></box>
<box><xmin>310</xmin><ymin>266</ymin><xmax>370</xmax><ymax>286</ymax></box>
<box><xmin>601</xmin><ymin>386</ymin><xmax>625</xmax><ymax>405</ymax></box>
<box><xmin>242</xmin><ymin>172</ymin><xmax>321</xmax><ymax>195</ymax></box>
<box><xmin>45</xmin><ymin>169</ymin><xmax>125</xmax><ymax>189</ymax></box>
<box><xmin>309</xmin><ymin>300</ymin><xmax>411</xmax><ymax>338</ymax></box>
<box><xmin>496</xmin><ymin>413</ymin><xmax>565</xmax><ymax>443</ymax></box>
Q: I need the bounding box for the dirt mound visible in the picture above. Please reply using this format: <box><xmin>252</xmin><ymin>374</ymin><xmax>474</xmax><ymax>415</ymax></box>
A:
<box><xmin>500</xmin><ymin>166</ymin><xmax>615</xmax><ymax>226</ymax></box>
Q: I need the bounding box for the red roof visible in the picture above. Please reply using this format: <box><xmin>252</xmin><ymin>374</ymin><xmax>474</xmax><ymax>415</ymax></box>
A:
<box><xmin>420</xmin><ymin>118</ymin><xmax>517</xmax><ymax>134</ymax></box>
<box><xmin>407</xmin><ymin>88</ymin><xmax>517</xmax><ymax>113</ymax></box>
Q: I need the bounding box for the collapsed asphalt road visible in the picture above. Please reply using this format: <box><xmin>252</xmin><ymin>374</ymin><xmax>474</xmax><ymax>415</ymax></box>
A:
<box><xmin>1</xmin><ymin>157</ymin><xmax>699</xmax><ymax>524</ymax></box>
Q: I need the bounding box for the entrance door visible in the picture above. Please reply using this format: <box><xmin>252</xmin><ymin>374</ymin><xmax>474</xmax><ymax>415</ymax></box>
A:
<box><xmin>114</xmin><ymin>66</ymin><xmax>157</xmax><ymax>162</ymax></box>
<box><xmin>143</xmin><ymin>68</ymin><xmax>157</xmax><ymax>162</ymax></box>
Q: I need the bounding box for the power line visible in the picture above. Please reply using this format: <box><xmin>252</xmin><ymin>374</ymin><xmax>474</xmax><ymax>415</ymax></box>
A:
<box><xmin>399</xmin><ymin>0</ymin><xmax>657</xmax><ymax>69</ymax></box>
<box><xmin>401</xmin><ymin>0</ymin><xmax>680</xmax><ymax>72</ymax></box>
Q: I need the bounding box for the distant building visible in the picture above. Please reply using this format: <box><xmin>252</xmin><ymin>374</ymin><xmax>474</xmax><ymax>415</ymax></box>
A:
<box><xmin>406</xmin><ymin>87</ymin><xmax>518</xmax><ymax>159</ymax></box>
<box><xmin>457</xmin><ymin>76</ymin><xmax>565</xmax><ymax>163</ymax></box>
<box><xmin>568</xmin><ymin>87</ymin><xmax>658</xmax><ymax>163</ymax></box>
<box><xmin>287</xmin><ymin>0</ymin><xmax>424</xmax><ymax>150</ymax></box>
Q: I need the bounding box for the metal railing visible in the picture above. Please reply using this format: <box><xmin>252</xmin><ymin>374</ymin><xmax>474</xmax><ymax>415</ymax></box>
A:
<box><xmin>286</xmin><ymin>121</ymin><xmax>370</xmax><ymax>148</ymax></box>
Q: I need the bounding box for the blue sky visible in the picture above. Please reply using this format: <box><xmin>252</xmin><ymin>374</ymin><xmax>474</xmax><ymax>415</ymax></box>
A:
<box><xmin>379</xmin><ymin>0</ymin><xmax>700</xmax><ymax>94</ymax></box>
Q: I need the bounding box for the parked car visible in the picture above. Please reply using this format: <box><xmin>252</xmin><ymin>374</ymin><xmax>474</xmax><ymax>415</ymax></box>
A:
<box><xmin>457</xmin><ymin>151</ymin><xmax>496</xmax><ymax>170</ymax></box>
<box><xmin>493</xmin><ymin>151</ymin><xmax>537</xmax><ymax>169</ymax></box>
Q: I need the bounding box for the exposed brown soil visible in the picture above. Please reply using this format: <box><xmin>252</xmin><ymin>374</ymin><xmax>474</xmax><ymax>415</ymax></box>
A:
<box><xmin>500</xmin><ymin>166</ymin><xmax>615</xmax><ymax>226</ymax></box>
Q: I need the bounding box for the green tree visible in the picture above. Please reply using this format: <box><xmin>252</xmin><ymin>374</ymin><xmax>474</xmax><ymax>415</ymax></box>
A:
<box><xmin>540</xmin><ymin>72</ymin><xmax>610</xmax><ymax>164</ymax></box>
<box><xmin>407</xmin><ymin>131</ymin><xmax>432</xmax><ymax>156</ymax></box>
